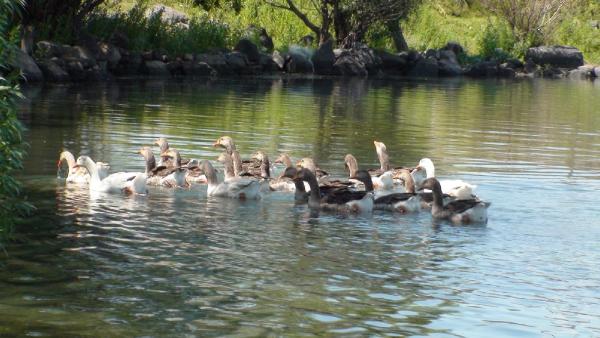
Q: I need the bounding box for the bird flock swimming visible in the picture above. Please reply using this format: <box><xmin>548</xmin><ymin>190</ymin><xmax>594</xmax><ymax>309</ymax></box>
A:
<box><xmin>57</xmin><ymin>137</ymin><xmax>491</xmax><ymax>224</ymax></box>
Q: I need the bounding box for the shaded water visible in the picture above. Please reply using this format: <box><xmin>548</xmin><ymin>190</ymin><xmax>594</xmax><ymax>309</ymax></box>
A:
<box><xmin>3</xmin><ymin>78</ymin><xmax>600</xmax><ymax>337</ymax></box>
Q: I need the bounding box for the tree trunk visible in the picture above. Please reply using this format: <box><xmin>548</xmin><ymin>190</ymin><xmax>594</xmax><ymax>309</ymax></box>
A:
<box><xmin>386</xmin><ymin>19</ymin><xmax>409</xmax><ymax>52</ymax></box>
<box><xmin>20</xmin><ymin>25</ymin><xmax>35</xmax><ymax>55</ymax></box>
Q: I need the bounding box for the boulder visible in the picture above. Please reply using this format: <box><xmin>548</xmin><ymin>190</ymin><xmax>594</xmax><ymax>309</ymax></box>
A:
<box><xmin>38</xmin><ymin>59</ymin><xmax>70</xmax><ymax>81</ymax></box>
<box><xmin>116</xmin><ymin>51</ymin><xmax>142</xmax><ymax>75</ymax></box>
<box><xmin>183</xmin><ymin>53</ymin><xmax>194</xmax><ymax>61</ymax></box>
<box><xmin>442</xmin><ymin>41</ymin><xmax>464</xmax><ymax>56</ymax></box>
<box><xmin>424</xmin><ymin>49</ymin><xmax>439</xmax><ymax>59</ymax></box>
<box><xmin>377</xmin><ymin>50</ymin><xmax>407</xmax><ymax>71</ymax></box>
<box><xmin>464</xmin><ymin>61</ymin><xmax>498</xmax><ymax>77</ymax></box>
<box><xmin>36</xmin><ymin>41</ymin><xmax>64</xmax><ymax>58</ymax></box>
<box><xmin>142</xmin><ymin>60</ymin><xmax>170</xmax><ymax>76</ymax></box>
<box><xmin>594</xmin><ymin>67</ymin><xmax>600</xmax><ymax>78</ymax></box>
<box><xmin>167</xmin><ymin>60</ymin><xmax>183</xmax><ymax>75</ymax></box>
<box><xmin>567</xmin><ymin>65</ymin><xmax>595</xmax><ymax>79</ymax></box>
<box><xmin>272</xmin><ymin>51</ymin><xmax>286</xmax><ymax>70</ymax></box>
<box><xmin>234</xmin><ymin>39</ymin><xmax>261</xmax><ymax>64</ymax></box>
<box><xmin>182</xmin><ymin>61</ymin><xmax>217</xmax><ymax>76</ymax></box>
<box><xmin>439</xmin><ymin>49</ymin><xmax>458</xmax><ymax>63</ymax></box>
<box><xmin>438</xmin><ymin>58</ymin><xmax>462</xmax><ymax>76</ymax></box>
<box><xmin>540</xmin><ymin>66</ymin><xmax>567</xmax><ymax>79</ymax></box>
<box><xmin>65</xmin><ymin>60</ymin><xmax>86</xmax><ymax>81</ymax></box>
<box><xmin>352</xmin><ymin>46</ymin><xmax>381</xmax><ymax>73</ymax></box>
<box><xmin>147</xmin><ymin>4</ymin><xmax>188</xmax><ymax>24</ymax></box>
<box><xmin>525</xmin><ymin>46</ymin><xmax>584</xmax><ymax>69</ymax></box>
<box><xmin>407</xmin><ymin>58</ymin><xmax>439</xmax><ymax>77</ymax></box>
<box><xmin>286</xmin><ymin>52</ymin><xmax>313</xmax><ymax>73</ymax></box>
<box><xmin>259</xmin><ymin>53</ymin><xmax>279</xmax><ymax>72</ymax></box>
<box><xmin>225</xmin><ymin>52</ymin><xmax>250</xmax><ymax>74</ymax></box>
<box><xmin>196</xmin><ymin>53</ymin><xmax>229</xmax><ymax>74</ymax></box>
<box><xmin>333</xmin><ymin>51</ymin><xmax>367</xmax><ymax>76</ymax></box>
<box><xmin>63</xmin><ymin>46</ymin><xmax>97</xmax><ymax>68</ymax></box>
<box><xmin>97</xmin><ymin>42</ymin><xmax>121</xmax><ymax>69</ymax></box>
<box><xmin>498</xmin><ymin>63</ymin><xmax>516</xmax><ymax>78</ymax></box>
<box><xmin>13</xmin><ymin>49</ymin><xmax>43</xmax><ymax>82</ymax></box>
<box><xmin>312</xmin><ymin>40</ymin><xmax>335</xmax><ymax>75</ymax></box>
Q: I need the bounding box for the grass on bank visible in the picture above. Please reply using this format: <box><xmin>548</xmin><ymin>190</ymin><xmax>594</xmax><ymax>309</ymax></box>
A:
<box><xmin>34</xmin><ymin>0</ymin><xmax>600</xmax><ymax>64</ymax></box>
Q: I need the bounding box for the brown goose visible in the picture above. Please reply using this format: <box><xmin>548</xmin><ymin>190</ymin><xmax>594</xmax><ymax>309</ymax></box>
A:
<box><xmin>154</xmin><ymin>137</ymin><xmax>190</xmax><ymax>167</ymax></box>
<box><xmin>419</xmin><ymin>177</ymin><xmax>490</xmax><ymax>224</ymax></box>
<box><xmin>139</xmin><ymin>147</ymin><xmax>187</xmax><ymax>187</ymax></box>
<box><xmin>372</xmin><ymin>141</ymin><xmax>414</xmax><ymax>179</ymax></box>
<box><xmin>212</xmin><ymin>136</ymin><xmax>259</xmax><ymax>175</ymax></box>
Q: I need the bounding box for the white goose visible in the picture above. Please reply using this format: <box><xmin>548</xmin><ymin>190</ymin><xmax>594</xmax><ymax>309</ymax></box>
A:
<box><xmin>412</xmin><ymin>158</ymin><xmax>477</xmax><ymax>200</ymax></box>
<box><xmin>58</xmin><ymin>150</ymin><xmax>93</xmax><ymax>183</ymax></box>
<box><xmin>74</xmin><ymin>156</ymin><xmax>147</xmax><ymax>195</ymax></box>
<box><xmin>201</xmin><ymin>159</ymin><xmax>261</xmax><ymax>199</ymax></box>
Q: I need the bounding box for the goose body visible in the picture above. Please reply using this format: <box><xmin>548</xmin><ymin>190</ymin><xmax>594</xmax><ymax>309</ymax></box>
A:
<box><xmin>75</xmin><ymin>156</ymin><xmax>147</xmax><ymax>195</ymax></box>
<box><xmin>202</xmin><ymin>159</ymin><xmax>261</xmax><ymax>199</ymax></box>
<box><xmin>140</xmin><ymin>147</ymin><xmax>189</xmax><ymax>188</ymax></box>
<box><xmin>420</xmin><ymin>177</ymin><xmax>489</xmax><ymax>224</ymax></box>
<box><xmin>287</xmin><ymin>168</ymin><xmax>374</xmax><ymax>214</ymax></box>
<box><xmin>373</xmin><ymin>169</ymin><xmax>421</xmax><ymax>213</ymax></box>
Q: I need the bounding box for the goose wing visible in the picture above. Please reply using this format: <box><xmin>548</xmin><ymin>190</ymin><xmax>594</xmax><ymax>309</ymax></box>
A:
<box><xmin>374</xmin><ymin>192</ymin><xmax>415</xmax><ymax>204</ymax></box>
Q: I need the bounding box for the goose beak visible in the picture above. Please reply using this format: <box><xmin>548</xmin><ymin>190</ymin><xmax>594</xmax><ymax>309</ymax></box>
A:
<box><xmin>295</xmin><ymin>159</ymin><xmax>302</xmax><ymax>167</ymax></box>
<box><xmin>212</xmin><ymin>140</ymin><xmax>220</xmax><ymax>147</ymax></box>
<box><xmin>412</xmin><ymin>166</ymin><xmax>423</xmax><ymax>173</ymax></box>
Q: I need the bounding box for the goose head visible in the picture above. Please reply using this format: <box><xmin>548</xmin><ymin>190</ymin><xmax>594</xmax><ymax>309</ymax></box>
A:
<box><xmin>296</xmin><ymin>157</ymin><xmax>318</xmax><ymax>173</ymax></box>
<box><xmin>410</xmin><ymin>166</ymin><xmax>428</xmax><ymax>188</ymax></box>
<box><xmin>344</xmin><ymin>154</ymin><xmax>359</xmax><ymax>178</ymax></box>
<box><xmin>417</xmin><ymin>158</ymin><xmax>435</xmax><ymax>178</ymax></box>
<box><xmin>418</xmin><ymin>177</ymin><xmax>442</xmax><ymax>193</ymax></box>
<box><xmin>154</xmin><ymin>137</ymin><xmax>169</xmax><ymax>153</ymax></box>
<box><xmin>274</xmin><ymin>153</ymin><xmax>293</xmax><ymax>168</ymax></box>
<box><xmin>213</xmin><ymin>136</ymin><xmax>236</xmax><ymax>154</ymax></box>
<box><xmin>281</xmin><ymin>166</ymin><xmax>297</xmax><ymax>179</ymax></box>
<box><xmin>161</xmin><ymin>148</ymin><xmax>182</xmax><ymax>167</ymax></box>
<box><xmin>350</xmin><ymin>170</ymin><xmax>374</xmax><ymax>192</ymax></box>
<box><xmin>373</xmin><ymin>141</ymin><xmax>390</xmax><ymax>171</ymax></box>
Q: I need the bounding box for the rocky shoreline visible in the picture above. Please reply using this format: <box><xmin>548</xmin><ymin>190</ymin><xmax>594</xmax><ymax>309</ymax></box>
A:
<box><xmin>12</xmin><ymin>38</ymin><xmax>598</xmax><ymax>83</ymax></box>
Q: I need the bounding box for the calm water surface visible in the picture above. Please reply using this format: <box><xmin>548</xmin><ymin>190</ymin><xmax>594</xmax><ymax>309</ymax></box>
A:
<box><xmin>2</xmin><ymin>77</ymin><xmax>600</xmax><ymax>337</ymax></box>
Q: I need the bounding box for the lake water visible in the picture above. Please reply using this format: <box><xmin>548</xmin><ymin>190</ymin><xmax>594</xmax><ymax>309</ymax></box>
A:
<box><xmin>2</xmin><ymin>77</ymin><xmax>600</xmax><ymax>337</ymax></box>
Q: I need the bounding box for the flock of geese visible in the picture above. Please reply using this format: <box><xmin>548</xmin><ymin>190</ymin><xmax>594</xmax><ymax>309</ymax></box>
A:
<box><xmin>57</xmin><ymin>136</ymin><xmax>491</xmax><ymax>224</ymax></box>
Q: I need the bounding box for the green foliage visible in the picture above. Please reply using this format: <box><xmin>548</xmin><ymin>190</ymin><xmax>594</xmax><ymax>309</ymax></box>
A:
<box><xmin>85</xmin><ymin>1</ymin><xmax>231</xmax><ymax>54</ymax></box>
<box><xmin>1</xmin><ymin>0</ymin><xmax>34</xmax><ymax>240</ymax></box>
<box><xmin>553</xmin><ymin>0</ymin><xmax>600</xmax><ymax>64</ymax></box>
<box><xmin>478</xmin><ymin>19</ymin><xmax>518</xmax><ymax>59</ymax></box>
<box><xmin>404</xmin><ymin>2</ymin><xmax>488</xmax><ymax>53</ymax></box>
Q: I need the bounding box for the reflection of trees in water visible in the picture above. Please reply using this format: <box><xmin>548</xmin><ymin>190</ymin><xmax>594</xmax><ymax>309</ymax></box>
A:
<box><xmin>19</xmin><ymin>77</ymin><xmax>600</xmax><ymax>179</ymax></box>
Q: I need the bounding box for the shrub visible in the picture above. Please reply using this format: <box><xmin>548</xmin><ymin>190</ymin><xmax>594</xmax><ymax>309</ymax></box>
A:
<box><xmin>0</xmin><ymin>0</ymin><xmax>34</xmax><ymax>240</ymax></box>
<box><xmin>85</xmin><ymin>1</ymin><xmax>231</xmax><ymax>55</ymax></box>
<box><xmin>481</xmin><ymin>0</ymin><xmax>574</xmax><ymax>46</ymax></box>
<box><xmin>478</xmin><ymin>19</ymin><xmax>518</xmax><ymax>59</ymax></box>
